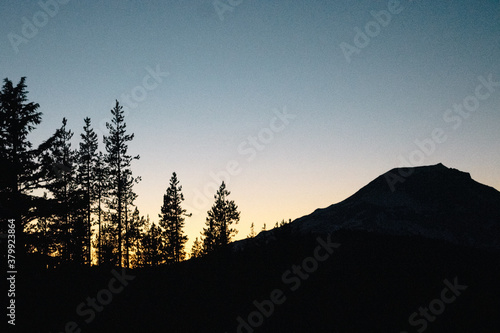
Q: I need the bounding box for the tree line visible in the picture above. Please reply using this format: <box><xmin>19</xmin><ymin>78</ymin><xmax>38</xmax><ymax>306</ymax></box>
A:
<box><xmin>0</xmin><ymin>77</ymin><xmax>241</xmax><ymax>269</ymax></box>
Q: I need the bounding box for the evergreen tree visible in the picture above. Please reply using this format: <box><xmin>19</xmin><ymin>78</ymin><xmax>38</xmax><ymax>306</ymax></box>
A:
<box><xmin>202</xmin><ymin>181</ymin><xmax>240</xmax><ymax>254</ymax></box>
<box><xmin>99</xmin><ymin>211</ymin><xmax>119</xmax><ymax>267</ymax></box>
<box><xmin>277</xmin><ymin>219</ymin><xmax>290</xmax><ymax>227</ymax></box>
<box><xmin>247</xmin><ymin>222</ymin><xmax>256</xmax><ymax>238</ymax></box>
<box><xmin>123</xmin><ymin>181</ymin><xmax>139</xmax><ymax>268</ymax></box>
<box><xmin>159</xmin><ymin>172</ymin><xmax>188</xmax><ymax>263</ymax></box>
<box><xmin>127</xmin><ymin>206</ymin><xmax>147</xmax><ymax>268</ymax></box>
<box><xmin>41</xmin><ymin>118</ymin><xmax>86</xmax><ymax>264</ymax></box>
<box><xmin>25</xmin><ymin>192</ymin><xmax>55</xmax><ymax>267</ymax></box>
<box><xmin>103</xmin><ymin>100</ymin><xmax>139</xmax><ymax>267</ymax></box>
<box><xmin>0</xmin><ymin>77</ymin><xmax>43</xmax><ymax>258</ymax></box>
<box><xmin>77</xmin><ymin>117</ymin><xmax>99</xmax><ymax>266</ymax></box>
<box><xmin>94</xmin><ymin>151</ymin><xmax>108</xmax><ymax>265</ymax></box>
<box><xmin>202</xmin><ymin>218</ymin><xmax>217</xmax><ymax>254</ymax></box>
<box><xmin>137</xmin><ymin>220</ymin><xmax>164</xmax><ymax>267</ymax></box>
<box><xmin>190</xmin><ymin>237</ymin><xmax>203</xmax><ymax>259</ymax></box>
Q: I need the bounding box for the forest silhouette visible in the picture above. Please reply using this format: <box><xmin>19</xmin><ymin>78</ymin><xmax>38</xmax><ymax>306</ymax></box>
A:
<box><xmin>0</xmin><ymin>76</ymin><xmax>242</xmax><ymax>269</ymax></box>
<box><xmin>2</xmin><ymin>77</ymin><xmax>499</xmax><ymax>333</ymax></box>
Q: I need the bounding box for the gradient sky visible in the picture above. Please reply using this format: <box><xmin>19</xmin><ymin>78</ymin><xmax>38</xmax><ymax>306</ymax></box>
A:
<box><xmin>1</xmin><ymin>0</ymin><xmax>499</xmax><ymax>249</ymax></box>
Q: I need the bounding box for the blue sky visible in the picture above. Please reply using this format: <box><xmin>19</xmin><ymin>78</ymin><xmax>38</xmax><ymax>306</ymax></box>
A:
<box><xmin>1</xmin><ymin>0</ymin><xmax>499</xmax><ymax>247</ymax></box>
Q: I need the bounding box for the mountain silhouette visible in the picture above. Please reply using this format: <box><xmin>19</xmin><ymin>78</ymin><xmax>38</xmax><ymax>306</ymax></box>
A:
<box><xmin>237</xmin><ymin>163</ymin><xmax>500</xmax><ymax>251</ymax></box>
<box><xmin>19</xmin><ymin>164</ymin><xmax>500</xmax><ymax>333</ymax></box>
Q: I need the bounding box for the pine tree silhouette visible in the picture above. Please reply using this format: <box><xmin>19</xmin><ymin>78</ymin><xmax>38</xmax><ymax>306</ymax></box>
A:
<box><xmin>103</xmin><ymin>100</ymin><xmax>139</xmax><ymax>267</ymax></box>
<box><xmin>41</xmin><ymin>118</ymin><xmax>86</xmax><ymax>264</ymax></box>
<box><xmin>0</xmin><ymin>77</ymin><xmax>43</xmax><ymax>261</ymax></box>
<box><xmin>247</xmin><ymin>222</ymin><xmax>256</xmax><ymax>238</ymax></box>
<box><xmin>77</xmin><ymin>117</ymin><xmax>99</xmax><ymax>266</ymax></box>
<box><xmin>190</xmin><ymin>237</ymin><xmax>203</xmax><ymax>259</ymax></box>
<box><xmin>159</xmin><ymin>172</ymin><xmax>189</xmax><ymax>263</ymax></box>
<box><xmin>202</xmin><ymin>181</ymin><xmax>240</xmax><ymax>254</ymax></box>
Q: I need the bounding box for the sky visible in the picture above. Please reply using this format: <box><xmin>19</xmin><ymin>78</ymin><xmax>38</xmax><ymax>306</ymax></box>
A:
<box><xmin>1</xmin><ymin>0</ymin><xmax>499</xmax><ymax>249</ymax></box>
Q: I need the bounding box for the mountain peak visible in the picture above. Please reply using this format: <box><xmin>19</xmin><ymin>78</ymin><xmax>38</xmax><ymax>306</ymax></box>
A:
<box><xmin>380</xmin><ymin>163</ymin><xmax>470</xmax><ymax>193</ymax></box>
<box><xmin>290</xmin><ymin>164</ymin><xmax>500</xmax><ymax>250</ymax></box>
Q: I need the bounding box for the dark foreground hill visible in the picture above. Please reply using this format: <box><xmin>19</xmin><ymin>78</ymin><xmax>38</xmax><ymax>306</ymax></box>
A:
<box><xmin>17</xmin><ymin>164</ymin><xmax>500</xmax><ymax>332</ymax></box>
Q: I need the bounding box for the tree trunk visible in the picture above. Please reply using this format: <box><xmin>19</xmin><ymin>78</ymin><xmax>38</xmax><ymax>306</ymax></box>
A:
<box><xmin>87</xmin><ymin>177</ymin><xmax>92</xmax><ymax>266</ymax></box>
<box><xmin>125</xmin><ymin>204</ymin><xmax>129</xmax><ymax>269</ymax></box>
<box><xmin>117</xmin><ymin>168</ymin><xmax>122</xmax><ymax>268</ymax></box>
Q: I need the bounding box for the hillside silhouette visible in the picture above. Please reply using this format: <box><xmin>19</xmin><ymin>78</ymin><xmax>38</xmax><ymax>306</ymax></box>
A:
<box><xmin>286</xmin><ymin>163</ymin><xmax>500</xmax><ymax>249</ymax></box>
<box><xmin>17</xmin><ymin>164</ymin><xmax>500</xmax><ymax>332</ymax></box>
